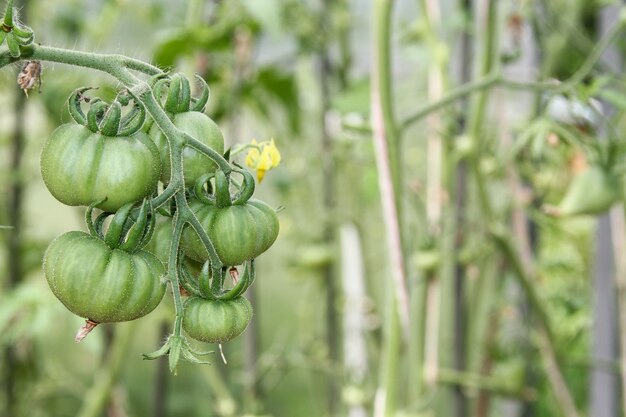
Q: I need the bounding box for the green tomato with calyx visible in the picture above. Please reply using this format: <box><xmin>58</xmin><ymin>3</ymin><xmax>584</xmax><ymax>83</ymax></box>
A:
<box><xmin>148</xmin><ymin>73</ymin><xmax>224</xmax><ymax>186</ymax></box>
<box><xmin>41</xmin><ymin>90</ymin><xmax>160</xmax><ymax>212</ymax></box>
<box><xmin>183</xmin><ymin>296</ymin><xmax>253</xmax><ymax>343</ymax></box>
<box><xmin>43</xmin><ymin>231</ymin><xmax>166</xmax><ymax>323</ymax></box>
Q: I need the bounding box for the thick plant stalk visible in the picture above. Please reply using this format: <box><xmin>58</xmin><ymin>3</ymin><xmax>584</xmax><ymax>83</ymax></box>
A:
<box><xmin>415</xmin><ymin>1</ymin><xmax>463</xmax><ymax>415</ymax></box>
<box><xmin>4</xmin><ymin>53</ymin><xmax>27</xmax><ymax>417</ymax></box>
<box><xmin>340</xmin><ymin>224</ymin><xmax>368</xmax><ymax>417</ymax></box>
<box><xmin>417</xmin><ymin>0</ymin><xmax>447</xmax><ymax>396</ymax></box>
<box><xmin>371</xmin><ymin>0</ymin><xmax>409</xmax><ymax>341</ymax></box>
<box><xmin>318</xmin><ymin>0</ymin><xmax>340</xmax><ymax>412</ymax></box>
<box><xmin>371</xmin><ymin>0</ymin><xmax>408</xmax><ymax>415</ymax></box>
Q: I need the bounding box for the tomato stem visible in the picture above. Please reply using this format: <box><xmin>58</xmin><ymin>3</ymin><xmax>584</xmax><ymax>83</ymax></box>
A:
<box><xmin>75</xmin><ymin>319</ymin><xmax>98</xmax><ymax>343</ymax></box>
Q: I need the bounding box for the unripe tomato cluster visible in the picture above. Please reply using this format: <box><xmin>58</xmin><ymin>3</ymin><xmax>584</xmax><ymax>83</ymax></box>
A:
<box><xmin>40</xmin><ymin>74</ymin><xmax>279</xmax><ymax>349</ymax></box>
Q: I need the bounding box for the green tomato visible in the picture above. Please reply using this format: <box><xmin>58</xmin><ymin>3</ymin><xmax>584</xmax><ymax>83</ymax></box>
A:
<box><xmin>183</xmin><ymin>296</ymin><xmax>253</xmax><ymax>343</ymax></box>
<box><xmin>43</xmin><ymin>231</ymin><xmax>166</xmax><ymax>323</ymax></box>
<box><xmin>40</xmin><ymin>124</ymin><xmax>161</xmax><ymax>212</ymax></box>
<box><xmin>181</xmin><ymin>198</ymin><xmax>279</xmax><ymax>266</ymax></box>
<box><xmin>145</xmin><ymin>219</ymin><xmax>203</xmax><ymax>275</ymax></box>
<box><xmin>149</xmin><ymin>112</ymin><xmax>224</xmax><ymax>186</ymax></box>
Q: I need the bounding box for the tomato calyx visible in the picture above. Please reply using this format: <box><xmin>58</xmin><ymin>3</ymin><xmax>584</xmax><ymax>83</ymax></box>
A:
<box><xmin>179</xmin><ymin>258</ymin><xmax>255</xmax><ymax>300</ymax></box>
<box><xmin>143</xmin><ymin>334</ymin><xmax>212</xmax><ymax>373</ymax></box>
<box><xmin>68</xmin><ymin>87</ymin><xmax>147</xmax><ymax>136</ymax></box>
<box><xmin>85</xmin><ymin>199</ymin><xmax>156</xmax><ymax>253</ymax></box>
<box><xmin>151</xmin><ymin>72</ymin><xmax>210</xmax><ymax>114</ymax></box>
<box><xmin>0</xmin><ymin>0</ymin><xmax>34</xmax><ymax>57</ymax></box>
<box><xmin>193</xmin><ymin>168</ymin><xmax>256</xmax><ymax>208</ymax></box>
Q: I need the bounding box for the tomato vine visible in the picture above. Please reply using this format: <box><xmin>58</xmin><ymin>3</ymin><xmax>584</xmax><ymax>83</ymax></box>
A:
<box><xmin>0</xmin><ymin>0</ymin><xmax>281</xmax><ymax>372</ymax></box>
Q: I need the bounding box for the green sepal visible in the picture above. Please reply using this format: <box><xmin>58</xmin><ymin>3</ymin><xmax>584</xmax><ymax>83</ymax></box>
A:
<box><xmin>119</xmin><ymin>103</ymin><xmax>146</xmax><ymax>136</ymax></box>
<box><xmin>151</xmin><ymin>77</ymin><xmax>169</xmax><ymax>105</ymax></box>
<box><xmin>198</xmin><ymin>261</ymin><xmax>214</xmax><ymax>299</ymax></box>
<box><xmin>118</xmin><ymin>90</ymin><xmax>146</xmax><ymax>136</ymax></box>
<box><xmin>12</xmin><ymin>25</ymin><xmax>33</xmax><ymax>39</ymax></box>
<box><xmin>94</xmin><ymin>213</ymin><xmax>109</xmax><ymax>240</ymax></box>
<box><xmin>143</xmin><ymin>334</ymin><xmax>212</xmax><ymax>373</ymax></box>
<box><xmin>3</xmin><ymin>0</ymin><xmax>13</xmax><ymax>28</ymax></box>
<box><xmin>164</xmin><ymin>74</ymin><xmax>182</xmax><ymax>114</ymax></box>
<box><xmin>13</xmin><ymin>28</ymin><xmax>32</xmax><ymax>46</ymax></box>
<box><xmin>189</xmin><ymin>75</ymin><xmax>210</xmax><ymax>113</ymax></box>
<box><xmin>0</xmin><ymin>31</ymin><xmax>7</xmax><ymax>47</ymax></box>
<box><xmin>177</xmin><ymin>75</ymin><xmax>191</xmax><ymax>113</ymax></box>
<box><xmin>180</xmin><ymin>348</ymin><xmax>211</xmax><ymax>366</ymax></box>
<box><xmin>178</xmin><ymin>256</ymin><xmax>202</xmax><ymax>297</ymax></box>
<box><xmin>104</xmin><ymin>202</ymin><xmax>134</xmax><ymax>249</ymax></box>
<box><xmin>168</xmin><ymin>335</ymin><xmax>183</xmax><ymax>373</ymax></box>
<box><xmin>99</xmin><ymin>100</ymin><xmax>122</xmax><ymax>136</ymax></box>
<box><xmin>67</xmin><ymin>87</ymin><xmax>93</xmax><ymax>125</ymax></box>
<box><xmin>214</xmin><ymin>170</ymin><xmax>232</xmax><ymax>208</ymax></box>
<box><xmin>218</xmin><ymin>260</ymin><xmax>255</xmax><ymax>300</ymax></box>
<box><xmin>231</xmin><ymin>168</ymin><xmax>255</xmax><ymax>205</ymax></box>
<box><xmin>6</xmin><ymin>33</ymin><xmax>19</xmax><ymax>58</ymax></box>
<box><xmin>85</xmin><ymin>199</ymin><xmax>107</xmax><ymax>239</ymax></box>
<box><xmin>193</xmin><ymin>173</ymin><xmax>217</xmax><ymax>206</ymax></box>
<box><xmin>136</xmin><ymin>204</ymin><xmax>157</xmax><ymax>250</ymax></box>
<box><xmin>86</xmin><ymin>100</ymin><xmax>107</xmax><ymax>133</ymax></box>
<box><xmin>119</xmin><ymin>199</ymin><xmax>151</xmax><ymax>253</ymax></box>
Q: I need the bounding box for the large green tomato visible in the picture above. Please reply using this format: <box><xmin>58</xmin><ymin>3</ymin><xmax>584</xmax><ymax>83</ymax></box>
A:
<box><xmin>181</xmin><ymin>198</ymin><xmax>279</xmax><ymax>266</ymax></box>
<box><xmin>183</xmin><ymin>296</ymin><xmax>253</xmax><ymax>343</ymax></box>
<box><xmin>40</xmin><ymin>124</ymin><xmax>161</xmax><ymax>212</ymax></box>
<box><xmin>43</xmin><ymin>231</ymin><xmax>166</xmax><ymax>323</ymax></box>
<box><xmin>150</xmin><ymin>112</ymin><xmax>224</xmax><ymax>186</ymax></box>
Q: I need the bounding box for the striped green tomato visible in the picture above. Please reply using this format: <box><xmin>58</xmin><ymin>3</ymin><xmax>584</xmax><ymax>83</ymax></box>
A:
<box><xmin>183</xmin><ymin>296</ymin><xmax>253</xmax><ymax>343</ymax></box>
<box><xmin>181</xmin><ymin>198</ymin><xmax>279</xmax><ymax>266</ymax></box>
<box><xmin>43</xmin><ymin>231</ymin><xmax>166</xmax><ymax>323</ymax></box>
<box><xmin>40</xmin><ymin>124</ymin><xmax>161</xmax><ymax>212</ymax></box>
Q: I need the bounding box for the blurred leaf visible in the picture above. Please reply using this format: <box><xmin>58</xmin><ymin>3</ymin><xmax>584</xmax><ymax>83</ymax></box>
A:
<box><xmin>332</xmin><ymin>78</ymin><xmax>370</xmax><ymax>115</ymax></box>
<box><xmin>242</xmin><ymin>66</ymin><xmax>300</xmax><ymax>133</ymax></box>
<box><xmin>152</xmin><ymin>12</ymin><xmax>260</xmax><ymax>69</ymax></box>
<box><xmin>0</xmin><ymin>279</ymin><xmax>56</xmax><ymax>345</ymax></box>
<box><xmin>153</xmin><ymin>26</ymin><xmax>232</xmax><ymax>69</ymax></box>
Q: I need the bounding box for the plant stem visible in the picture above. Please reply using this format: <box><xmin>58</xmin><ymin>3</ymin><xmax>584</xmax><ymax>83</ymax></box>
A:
<box><xmin>4</xmin><ymin>47</ymin><xmax>27</xmax><ymax>417</ymax></box>
<box><xmin>371</xmin><ymin>0</ymin><xmax>410</xmax><ymax>339</ymax></box>
<box><xmin>318</xmin><ymin>0</ymin><xmax>340</xmax><ymax>412</ymax></box>
<box><xmin>371</xmin><ymin>0</ymin><xmax>408</xmax><ymax>416</ymax></box>
<box><xmin>437</xmin><ymin>368</ymin><xmax>536</xmax><ymax>401</ymax></box>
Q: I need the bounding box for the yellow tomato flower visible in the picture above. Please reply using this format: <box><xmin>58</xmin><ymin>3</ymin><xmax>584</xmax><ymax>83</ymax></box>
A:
<box><xmin>245</xmin><ymin>138</ymin><xmax>281</xmax><ymax>182</ymax></box>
